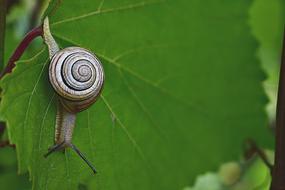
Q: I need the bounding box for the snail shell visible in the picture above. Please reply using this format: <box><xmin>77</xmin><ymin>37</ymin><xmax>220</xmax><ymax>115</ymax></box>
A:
<box><xmin>44</xmin><ymin>17</ymin><xmax>99</xmax><ymax>174</ymax></box>
<box><xmin>49</xmin><ymin>47</ymin><xmax>104</xmax><ymax>113</ymax></box>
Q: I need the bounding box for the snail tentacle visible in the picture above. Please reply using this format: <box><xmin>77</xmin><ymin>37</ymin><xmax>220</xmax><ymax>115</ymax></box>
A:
<box><xmin>43</xmin><ymin>17</ymin><xmax>59</xmax><ymax>58</ymax></box>
<box><xmin>70</xmin><ymin>144</ymin><xmax>97</xmax><ymax>174</ymax></box>
<box><xmin>44</xmin><ymin>141</ymin><xmax>65</xmax><ymax>158</ymax></box>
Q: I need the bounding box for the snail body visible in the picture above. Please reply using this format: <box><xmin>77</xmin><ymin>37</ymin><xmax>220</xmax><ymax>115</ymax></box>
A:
<box><xmin>49</xmin><ymin>47</ymin><xmax>104</xmax><ymax>146</ymax></box>
<box><xmin>43</xmin><ymin>18</ymin><xmax>103</xmax><ymax>174</ymax></box>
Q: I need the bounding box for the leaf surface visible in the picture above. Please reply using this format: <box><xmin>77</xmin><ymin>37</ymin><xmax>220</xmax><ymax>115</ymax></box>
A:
<box><xmin>0</xmin><ymin>0</ymin><xmax>273</xmax><ymax>189</ymax></box>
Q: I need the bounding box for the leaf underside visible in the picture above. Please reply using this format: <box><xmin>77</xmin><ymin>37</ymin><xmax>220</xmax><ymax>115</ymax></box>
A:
<box><xmin>0</xmin><ymin>0</ymin><xmax>273</xmax><ymax>189</ymax></box>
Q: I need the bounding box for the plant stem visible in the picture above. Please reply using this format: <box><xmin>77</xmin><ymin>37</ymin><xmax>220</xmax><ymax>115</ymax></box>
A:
<box><xmin>0</xmin><ymin>0</ymin><xmax>7</xmax><ymax>71</ymax></box>
<box><xmin>270</xmin><ymin>30</ymin><xmax>285</xmax><ymax>190</ymax></box>
<box><xmin>0</xmin><ymin>2</ymin><xmax>43</xmax><ymax>148</ymax></box>
<box><xmin>244</xmin><ymin>139</ymin><xmax>273</xmax><ymax>172</ymax></box>
<box><xmin>0</xmin><ymin>25</ymin><xmax>43</xmax><ymax>79</ymax></box>
<box><xmin>0</xmin><ymin>22</ymin><xmax>43</xmax><ymax>148</ymax></box>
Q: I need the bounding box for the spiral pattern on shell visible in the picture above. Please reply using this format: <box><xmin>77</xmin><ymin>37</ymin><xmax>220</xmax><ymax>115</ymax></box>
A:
<box><xmin>49</xmin><ymin>47</ymin><xmax>104</xmax><ymax>112</ymax></box>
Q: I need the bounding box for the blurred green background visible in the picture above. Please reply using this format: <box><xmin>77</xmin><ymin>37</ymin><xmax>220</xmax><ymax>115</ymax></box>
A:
<box><xmin>0</xmin><ymin>0</ymin><xmax>284</xmax><ymax>189</ymax></box>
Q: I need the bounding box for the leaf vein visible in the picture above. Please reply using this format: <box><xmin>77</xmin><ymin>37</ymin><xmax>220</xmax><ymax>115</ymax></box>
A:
<box><xmin>53</xmin><ymin>34</ymin><xmax>210</xmax><ymax>117</ymax></box>
<box><xmin>118</xmin><ymin>68</ymin><xmax>168</xmax><ymax>141</ymax></box>
<box><xmin>51</xmin><ymin>0</ymin><xmax>165</xmax><ymax>26</ymax></box>
<box><xmin>100</xmin><ymin>95</ymin><xmax>150</xmax><ymax>168</ymax></box>
<box><xmin>23</xmin><ymin>58</ymin><xmax>49</xmax><ymax>155</ymax></box>
<box><xmin>38</xmin><ymin>93</ymin><xmax>55</xmax><ymax>151</ymax></box>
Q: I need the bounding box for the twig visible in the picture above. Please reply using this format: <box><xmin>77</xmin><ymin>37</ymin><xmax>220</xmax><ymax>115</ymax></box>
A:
<box><xmin>243</xmin><ymin>139</ymin><xmax>273</xmax><ymax>172</ymax></box>
<box><xmin>0</xmin><ymin>24</ymin><xmax>43</xmax><ymax>148</ymax></box>
<box><xmin>270</xmin><ymin>29</ymin><xmax>285</xmax><ymax>190</ymax></box>
<box><xmin>0</xmin><ymin>25</ymin><xmax>43</xmax><ymax>79</ymax></box>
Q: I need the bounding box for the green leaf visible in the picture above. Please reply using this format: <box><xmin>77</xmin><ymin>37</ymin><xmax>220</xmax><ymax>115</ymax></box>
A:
<box><xmin>0</xmin><ymin>148</ymin><xmax>31</xmax><ymax>190</ymax></box>
<box><xmin>0</xmin><ymin>0</ymin><xmax>273</xmax><ymax>189</ymax></box>
<box><xmin>249</xmin><ymin>0</ymin><xmax>285</xmax><ymax>120</ymax></box>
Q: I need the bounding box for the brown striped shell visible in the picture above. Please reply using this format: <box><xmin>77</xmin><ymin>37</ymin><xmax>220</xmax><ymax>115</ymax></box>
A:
<box><xmin>49</xmin><ymin>47</ymin><xmax>104</xmax><ymax>113</ymax></box>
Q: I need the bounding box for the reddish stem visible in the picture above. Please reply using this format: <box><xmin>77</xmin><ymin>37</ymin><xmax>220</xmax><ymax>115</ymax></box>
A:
<box><xmin>0</xmin><ymin>25</ymin><xmax>43</xmax><ymax>79</ymax></box>
<box><xmin>0</xmin><ymin>25</ymin><xmax>43</xmax><ymax>148</ymax></box>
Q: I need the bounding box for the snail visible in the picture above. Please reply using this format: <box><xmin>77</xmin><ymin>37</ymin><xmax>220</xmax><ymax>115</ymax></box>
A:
<box><xmin>43</xmin><ymin>17</ymin><xmax>104</xmax><ymax>174</ymax></box>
